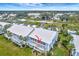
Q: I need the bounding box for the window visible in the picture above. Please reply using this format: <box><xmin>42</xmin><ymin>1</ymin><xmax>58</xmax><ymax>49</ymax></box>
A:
<box><xmin>76</xmin><ymin>52</ymin><xmax>79</xmax><ymax>56</ymax></box>
<box><xmin>41</xmin><ymin>41</ymin><xmax>46</xmax><ymax>45</ymax></box>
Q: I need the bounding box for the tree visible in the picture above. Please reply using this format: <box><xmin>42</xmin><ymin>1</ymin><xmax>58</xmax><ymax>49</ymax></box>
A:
<box><xmin>44</xmin><ymin>23</ymin><xmax>49</xmax><ymax>29</ymax></box>
<box><xmin>76</xmin><ymin>31</ymin><xmax>79</xmax><ymax>35</ymax></box>
<box><xmin>40</xmin><ymin>12</ymin><xmax>52</xmax><ymax>20</ymax></box>
<box><xmin>59</xmin><ymin>30</ymin><xmax>73</xmax><ymax>50</ymax></box>
<box><xmin>34</xmin><ymin>22</ymin><xmax>40</xmax><ymax>26</ymax></box>
<box><xmin>62</xmin><ymin>24</ymin><xmax>67</xmax><ymax>29</ymax></box>
<box><xmin>68</xmin><ymin>15</ymin><xmax>78</xmax><ymax>23</ymax></box>
<box><xmin>3</xmin><ymin>24</ymin><xmax>12</xmax><ymax>32</ymax></box>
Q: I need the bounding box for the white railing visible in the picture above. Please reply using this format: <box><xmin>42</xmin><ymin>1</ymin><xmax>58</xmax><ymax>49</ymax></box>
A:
<box><xmin>27</xmin><ymin>39</ymin><xmax>47</xmax><ymax>51</ymax></box>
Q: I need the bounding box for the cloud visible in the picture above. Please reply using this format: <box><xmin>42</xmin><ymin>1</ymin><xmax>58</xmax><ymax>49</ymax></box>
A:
<box><xmin>0</xmin><ymin>3</ymin><xmax>79</xmax><ymax>11</ymax></box>
<box><xmin>17</xmin><ymin>3</ymin><xmax>43</xmax><ymax>7</ymax></box>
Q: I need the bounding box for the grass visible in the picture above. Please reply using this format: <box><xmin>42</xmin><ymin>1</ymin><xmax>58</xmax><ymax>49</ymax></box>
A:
<box><xmin>0</xmin><ymin>35</ymin><xmax>32</xmax><ymax>56</ymax></box>
<box><xmin>52</xmin><ymin>41</ymin><xmax>69</xmax><ymax>56</ymax></box>
<box><xmin>53</xmin><ymin>46</ymin><xmax>68</xmax><ymax>56</ymax></box>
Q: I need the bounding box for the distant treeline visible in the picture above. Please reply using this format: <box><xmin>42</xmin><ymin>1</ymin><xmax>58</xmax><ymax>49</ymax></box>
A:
<box><xmin>0</xmin><ymin>11</ymin><xmax>79</xmax><ymax>14</ymax></box>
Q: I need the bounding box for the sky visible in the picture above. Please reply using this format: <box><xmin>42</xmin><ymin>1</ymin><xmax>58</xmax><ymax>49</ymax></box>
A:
<box><xmin>0</xmin><ymin>3</ymin><xmax>79</xmax><ymax>11</ymax></box>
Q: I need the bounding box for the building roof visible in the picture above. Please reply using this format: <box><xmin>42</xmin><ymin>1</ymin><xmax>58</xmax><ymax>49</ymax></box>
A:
<box><xmin>28</xmin><ymin>13</ymin><xmax>40</xmax><ymax>16</ymax></box>
<box><xmin>29</xmin><ymin>28</ymin><xmax>58</xmax><ymax>44</ymax></box>
<box><xmin>0</xmin><ymin>22</ymin><xmax>10</xmax><ymax>27</ymax></box>
<box><xmin>18</xmin><ymin>19</ymin><xmax>26</xmax><ymax>21</ymax></box>
<box><xmin>68</xmin><ymin>30</ymin><xmax>77</xmax><ymax>34</ymax></box>
<box><xmin>72</xmin><ymin>34</ymin><xmax>79</xmax><ymax>52</ymax></box>
<box><xmin>7</xmin><ymin>24</ymin><xmax>34</xmax><ymax>37</ymax></box>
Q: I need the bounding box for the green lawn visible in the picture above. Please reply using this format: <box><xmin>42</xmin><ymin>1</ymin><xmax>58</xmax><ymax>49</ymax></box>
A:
<box><xmin>0</xmin><ymin>35</ymin><xmax>32</xmax><ymax>56</ymax></box>
<box><xmin>53</xmin><ymin>46</ymin><xmax>68</xmax><ymax>56</ymax></box>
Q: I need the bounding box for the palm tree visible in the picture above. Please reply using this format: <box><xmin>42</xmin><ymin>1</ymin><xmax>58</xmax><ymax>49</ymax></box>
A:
<box><xmin>59</xmin><ymin>30</ymin><xmax>73</xmax><ymax>51</ymax></box>
<box><xmin>66</xmin><ymin>44</ymin><xmax>74</xmax><ymax>56</ymax></box>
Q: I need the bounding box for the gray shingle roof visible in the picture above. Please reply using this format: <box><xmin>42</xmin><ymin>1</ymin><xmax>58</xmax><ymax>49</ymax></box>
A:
<box><xmin>7</xmin><ymin>24</ymin><xmax>34</xmax><ymax>37</ymax></box>
<box><xmin>29</xmin><ymin>28</ymin><xmax>57</xmax><ymax>44</ymax></box>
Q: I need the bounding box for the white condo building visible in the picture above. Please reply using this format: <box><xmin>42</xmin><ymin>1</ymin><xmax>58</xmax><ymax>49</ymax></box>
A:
<box><xmin>27</xmin><ymin>28</ymin><xmax>58</xmax><ymax>52</ymax></box>
<box><xmin>5</xmin><ymin>24</ymin><xmax>58</xmax><ymax>52</ymax></box>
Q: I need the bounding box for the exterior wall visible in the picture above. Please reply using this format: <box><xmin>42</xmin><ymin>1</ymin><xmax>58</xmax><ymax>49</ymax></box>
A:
<box><xmin>26</xmin><ymin>37</ymin><xmax>48</xmax><ymax>52</ymax></box>
<box><xmin>70</xmin><ymin>34</ymin><xmax>79</xmax><ymax>56</ymax></box>
<box><xmin>72</xmin><ymin>49</ymin><xmax>79</xmax><ymax>56</ymax></box>
<box><xmin>48</xmin><ymin>32</ymin><xmax>58</xmax><ymax>51</ymax></box>
<box><xmin>0</xmin><ymin>25</ymin><xmax>4</xmax><ymax>34</ymax></box>
<box><xmin>75</xmin><ymin>52</ymin><xmax>79</xmax><ymax>56</ymax></box>
<box><xmin>71</xmin><ymin>48</ymin><xmax>79</xmax><ymax>56</ymax></box>
<box><xmin>4</xmin><ymin>31</ymin><xmax>26</xmax><ymax>47</ymax></box>
<box><xmin>26</xmin><ymin>32</ymin><xmax>58</xmax><ymax>52</ymax></box>
<box><xmin>4</xmin><ymin>31</ymin><xmax>12</xmax><ymax>39</ymax></box>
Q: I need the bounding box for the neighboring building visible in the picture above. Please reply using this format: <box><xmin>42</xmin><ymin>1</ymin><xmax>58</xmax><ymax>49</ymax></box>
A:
<box><xmin>18</xmin><ymin>19</ymin><xmax>26</xmax><ymax>22</ymax></box>
<box><xmin>0</xmin><ymin>22</ymin><xmax>10</xmax><ymax>34</ymax></box>
<box><xmin>9</xmin><ymin>14</ymin><xmax>16</xmax><ymax>17</ymax></box>
<box><xmin>27</xmin><ymin>28</ymin><xmax>58</xmax><ymax>52</ymax></box>
<box><xmin>53</xmin><ymin>13</ymin><xmax>63</xmax><ymax>20</ymax></box>
<box><xmin>67</xmin><ymin>30</ymin><xmax>79</xmax><ymax>56</ymax></box>
<box><xmin>68</xmin><ymin>30</ymin><xmax>77</xmax><ymax>34</ymax></box>
<box><xmin>71</xmin><ymin>34</ymin><xmax>79</xmax><ymax>56</ymax></box>
<box><xmin>27</xmin><ymin>13</ymin><xmax>40</xmax><ymax>18</ymax></box>
<box><xmin>5</xmin><ymin>24</ymin><xmax>34</xmax><ymax>48</ymax></box>
<box><xmin>0</xmin><ymin>15</ymin><xmax>3</xmax><ymax>19</ymax></box>
<box><xmin>32</xmin><ymin>25</ymin><xmax>37</xmax><ymax>28</ymax></box>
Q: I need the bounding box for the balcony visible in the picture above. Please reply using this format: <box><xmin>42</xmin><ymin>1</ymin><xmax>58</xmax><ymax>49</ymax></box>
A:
<box><xmin>26</xmin><ymin>39</ymin><xmax>47</xmax><ymax>51</ymax></box>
